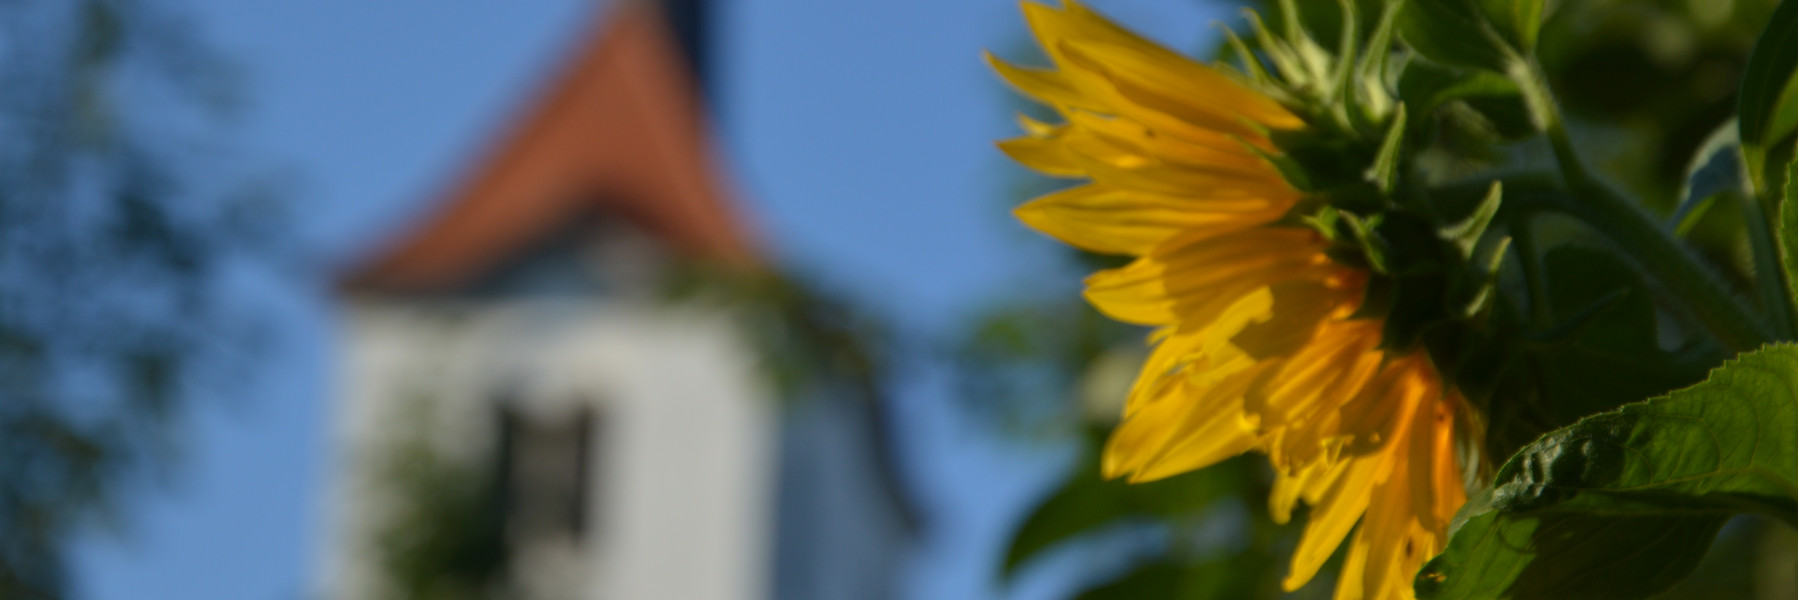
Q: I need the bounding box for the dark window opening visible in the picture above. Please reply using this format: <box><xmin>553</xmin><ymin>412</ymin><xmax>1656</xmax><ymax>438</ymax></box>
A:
<box><xmin>496</xmin><ymin>403</ymin><xmax>601</xmax><ymax>545</ymax></box>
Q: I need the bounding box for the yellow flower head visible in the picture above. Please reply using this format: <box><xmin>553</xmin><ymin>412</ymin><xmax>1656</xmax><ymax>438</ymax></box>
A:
<box><xmin>991</xmin><ymin>2</ymin><xmax>1470</xmax><ymax>598</ymax></box>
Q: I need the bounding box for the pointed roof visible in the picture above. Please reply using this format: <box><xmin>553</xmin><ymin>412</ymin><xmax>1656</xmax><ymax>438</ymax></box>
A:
<box><xmin>343</xmin><ymin>0</ymin><xmax>757</xmax><ymax>293</ymax></box>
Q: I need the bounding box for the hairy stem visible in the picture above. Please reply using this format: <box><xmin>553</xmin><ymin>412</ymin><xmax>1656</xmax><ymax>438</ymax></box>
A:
<box><xmin>1510</xmin><ymin>58</ymin><xmax>1775</xmax><ymax>352</ymax></box>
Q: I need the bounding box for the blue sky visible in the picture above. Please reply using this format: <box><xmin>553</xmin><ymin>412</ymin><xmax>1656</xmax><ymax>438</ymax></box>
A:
<box><xmin>69</xmin><ymin>1</ymin><xmax>1229</xmax><ymax>599</ymax></box>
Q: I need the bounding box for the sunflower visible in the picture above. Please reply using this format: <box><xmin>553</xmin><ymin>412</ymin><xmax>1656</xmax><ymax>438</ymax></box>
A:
<box><xmin>990</xmin><ymin>2</ymin><xmax>1470</xmax><ymax>598</ymax></box>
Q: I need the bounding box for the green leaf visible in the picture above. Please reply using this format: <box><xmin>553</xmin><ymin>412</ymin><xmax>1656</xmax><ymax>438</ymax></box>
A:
<box><xmin>1393</xmin><ymin>60</ymin><xmax>1531</xmax><ymax>141</ymax></box>
<box><xmin>1671</xmin><ymin>122</ymin><xmax>1795</xmax><ymax>339</ymax></box>
<box><xmin>1524</xmin><ymin>244</ymin><xmax>1714</xmax><ymax>426</ymax></box>
<box><xmin>1417</xmin><ymin>344</ymin><xmax>1798</xmax><ymax>599</ymax></box>
<box><xmin>1672</xmin><ymin>121</ymin><xmax>1749</xmax><ymax>227</ymax></box>
<box><xmin>1397</xmin><ymin>62</ymin><xmax>1519</xmax><ymax>116</ymax></box>
<box><xmin>1073</xmin><ymin>556</ymin><xmax>1277</xmax><ymax>600</ymax></box>
<box><xmin>1472</xmin><ymin>0</ymin><xmax>1545</xmax><ymax>53</ymax></box>
<box><xmin>1783</xmin><ymin>158</ymin><xmax>1798</xmax><ymax>327</ymax></box>
<box><xmin>1738</xmin><ymin>0</ymin><xmax>1798</xmax><ymax>191</ymax></box>
<box><xmin>1001</xmin><ymin>441</ymin><xmax>1246</xmax><ymax>578</ymax></box>
<box><xmin>1397</xmin><ymin>0</ymin><xmax>1538</xmax><ymax>73</ymax></box>
<box><xmin>1416</xmin><ymin>503</ymin><xmax>1725</xmax><ymax>600</ymax></box>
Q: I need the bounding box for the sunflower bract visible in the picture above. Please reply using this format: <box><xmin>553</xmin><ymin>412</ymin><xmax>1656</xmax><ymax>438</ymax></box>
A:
<box><xmin>991</xmin><ymin>3</ymin><xmax>1470</xmax><ymax>598</ymax></box>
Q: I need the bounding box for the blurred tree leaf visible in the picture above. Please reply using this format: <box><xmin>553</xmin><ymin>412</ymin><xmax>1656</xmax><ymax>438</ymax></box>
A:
<box><xmin>0</xmin><ymin>0</ymin><xmax>275</xmax><ymax>595</ymax></box>
<box><xmin>373</xmin><ymin>399</ymin><xmax>506</xmax><ymax>600</ymax></box>
<box><xmin>1003</xmin><ymin>434</ymin><xmax>1249</xmax><ymax>578</ymax></box>
<box><xmin>1072</xmin><ymin>555</ymin><xmax>1277</xmax><ymax>600</ymax></box>
<box><xmin>1417</xmin><ymin>344</ymin><xmax>1798</xmax><ymax>599</ymax></box>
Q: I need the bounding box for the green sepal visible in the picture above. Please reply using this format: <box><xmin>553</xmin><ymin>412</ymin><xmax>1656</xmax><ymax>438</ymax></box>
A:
<box><xmin>1364</xmin><ymin>103</ymin><xmax>1407</xmax><ymax>192</ymax></box>
<box><xmin>1322</xmin><ymin>0</ymin><xmax>1359</xmax><ymax>124</ymax></box>
<box><xmin>1350</xmin><ymin>0</ymin><xmax>1404</xmax><ymax>125</ymax></box>
<box><xmin>1444</xmin><ymin>236</ymin><xmax>1509</xmax><ymax>319</ymax></box>
<box><xmin>1379</xmin><ymin>272</ymin><xmax>1448</xmax><ymax>352</ymax></box>
<box><xmin>1369</xmin><ymin>210</ymin><xmax>1442</xmax><ymax>275</ymax></box>
<box><xmin>1438</xmin><ymin>181</ymin><xmax>1502</xmax><ymax>258</ymax></box>
<box><xmin>1338</xmin><ymin>211</ymin><xmax>1390</xmax><ymax>274</ymax></box>
<box><xmin>1216</xmin><ymin>24</ymin><xmax>1273</xmax><ymax>89</ymax></box>
<box><xmin>1275</xmin><ymin>0</ymin><xmax>1338</xmax><ymax>93</ymax></box>
<box><xmin>1351</xmin><ymin>274</ymin><xmax>1395</xmax><ymax>321</ymax></box>
<box><xmin>1268</xmin><ymin>131</ymin><xmax>1376</xmax><ymax>191</ymax></box>
<box><xmin>1240</xmin><ymin>134</ymin><xmax>1317</xmax><ymax>192</ymax></box>
<box><xmin>1242</xmin><ymin>8</ymin><xmax>1311</xmax><ymax>94</ymax></box>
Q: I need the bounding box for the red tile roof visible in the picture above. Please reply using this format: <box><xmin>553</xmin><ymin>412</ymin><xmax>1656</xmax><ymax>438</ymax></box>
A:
<box><xmin>343</xmin><ymin>1</ymin><xmax>757</xmax><ymax>293</ymax></box>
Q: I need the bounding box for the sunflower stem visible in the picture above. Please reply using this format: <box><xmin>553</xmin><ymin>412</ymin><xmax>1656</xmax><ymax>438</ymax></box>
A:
<box><xmin>1510</xmin><ymin>58</ymin><xmax>1774</xmax><ymax>352</ymax></box>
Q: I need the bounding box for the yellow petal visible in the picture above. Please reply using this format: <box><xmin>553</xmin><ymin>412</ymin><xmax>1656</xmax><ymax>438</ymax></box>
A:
<box><xmin>1117</xmin><ymin>290</ymin><xmax>1270</xmax><ymax>419</ymax></box>
<box><xmin>1229</xmin><ymin>281</ymin><xmax>1348</xmax><ymax>359</ymax></box>
<box><xmin>1282</xmin><ymin>453</ymin><xmax>1382</xmax><ymax>591</ymax></box>
<box><xmin>1061</xmin><ymin>145</ymin><xmax>1293</xmax><ymax>198</ymax></box>
<box><xmin>1244</xmin><ymin>321</ymin><xmax>1381</xmax><ymax>436</ymax></box>
<box><xmin>1055</xmin><ymin>39</ymin><xmax>1270</xmax><ymax>142</ymax></box>
<box><xmin>1335</xmin><ymin>527</ymin><xmax>1372</xmax><ymax>600</ymax></box>
<box><xmin>1063</xmin><ymin>109</ymin><xmax>1280</xmax><ymax>177</ymax></box>
<box><xmin>1339</xmin><ymin>355</ymin><xmax>1429</xmax><ymax>454</ymax></box>
<box><xmin>998</xmin><ymin>135</ymin><xmax>1084</xmax><ymax>177</ymax></box>
<box><xmin>1016</xmin><ymin>113</ymin><xmax>1059</xmax><ymax>137</ymax></box>
<box><xmin>1014</xmin><ymin>185</ymin><xmax>1283</xmax><ymax>255</ymax></box>
<box><xmin>1106</xmin><ymin>362</ymin><xmax>1264</xmax><ymax>481</ymax></box>
<box><xmin>1083</xmin><ymin>228</ymin><xmax>1329</xmax><ymax>325</ymax></box>
<box><xmin>986</xmin><ymin>51</ymin><xmax>1101</xmax><ymax>111</ymax></box>
<box><xmin>1025</xmin><ymin>1</ymin><xmax>1303</xmax><ymax>130</ymax></box>
<box><xmin>1409</xmin><ymin>395</ymin><xmax>1466</xmax><ymax>534</ymax></box>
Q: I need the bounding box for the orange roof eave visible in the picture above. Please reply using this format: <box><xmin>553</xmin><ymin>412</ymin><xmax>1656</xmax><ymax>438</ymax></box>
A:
<box><xmin>342</xmin><ymin>1</ymin><xmax>759</xmax><ymax>294</ymax></box>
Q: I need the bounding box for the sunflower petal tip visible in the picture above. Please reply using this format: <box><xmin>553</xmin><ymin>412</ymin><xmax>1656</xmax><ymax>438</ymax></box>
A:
<box><xmin>1098</xmin><ymin>458</ymin><xmax>1128</xmax><ymax>480</ymax></box>
<box><xmin>1011</xmin><ymin>199</ymin><xmax>1046</xmax><ymax>221</ymax></box>
<box><xmin>980</xmin><ymin>50</ymin><xmax>1009</xmax><ymax>71</ymax></box>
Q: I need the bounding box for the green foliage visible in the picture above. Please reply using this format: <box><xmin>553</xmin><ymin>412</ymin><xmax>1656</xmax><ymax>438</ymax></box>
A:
<box><xmin>1072</xmin><ymin>557</ymin><xmax>1279</xmax><ymax>600</ymax></box>
<box><xmin>0</xmin><ymin>1</ymin><xmax>272</xmax><ymax>595</ymax></box>
<box><xmin>1739</xmin><ymin>0</ymin><xmax>1798</xmax><ymax>193</ymax></box>
<box><xmin>1004</xmin><ymin>437</ymin><xmax>1250</xmax><ymax>577</ymax></box>
<box><xmin>998</xmin><ymin>434</ymin><xmax>1311</xmax><ymax>599</ymax></box>
<box><xmin>665</xmin><ymin>267</ymin><xmax>894</xmax><ymax>407</ymax></box>
<box><xmin>373</xmin><ymin>400</ymin><xmax>507</xmax><ymax>600</ymax></box>
<box><xmin>991</xmin><ymin>1</ymin><xmax>1798</xmax><ymax>598</ymax></box>
<box><xmin>1395</xmin><ymin>65</ymin><xmax>1524</xmax><ymax>136</ymax></box>
<box><xmin>1419</xmin><ymin>344</ymin><xmax>1798</xmax><ymax>599</ymax></box>
<box><xmin>1397</xmin><ymin>0</ymin><xmax>1539</xmax><ymax>73</ymax></box>
<box><xmin>1783</xmin><ymin>158</ymin><xmax>1798</xmax><ymax>326</ymax></box>
<box><xmin>1455</xmin><ymin>229</ymin><xmax>1721</xmax><ymax>461</ymax></box>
